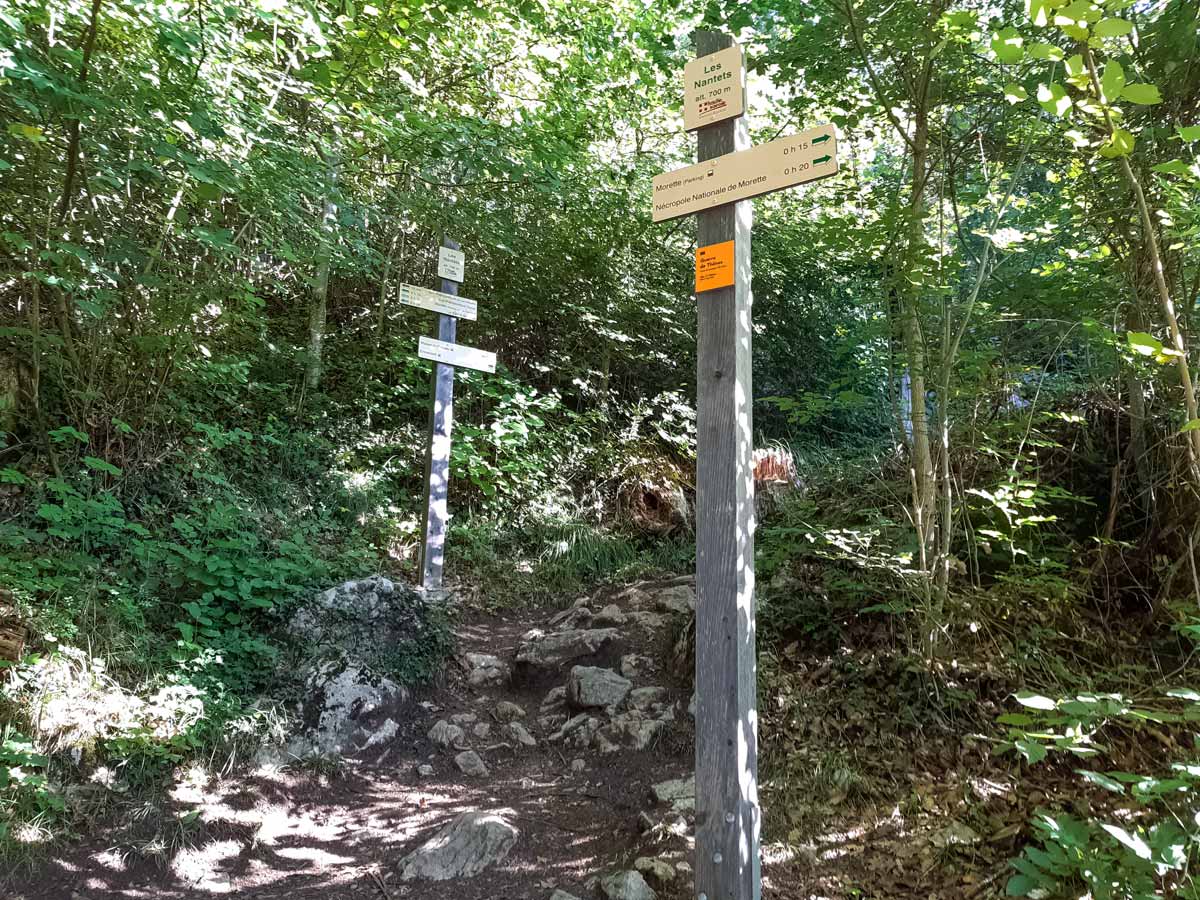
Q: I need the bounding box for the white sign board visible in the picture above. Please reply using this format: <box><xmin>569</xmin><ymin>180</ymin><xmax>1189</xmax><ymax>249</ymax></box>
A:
<box><xmin>398</xmin><ymin>284</ymin><xmax>478</xmax><ymax>321</ymax></box>
<box><xmin>418</xmin><ymin>336</ymin><xmax>497</xmax><ymax>374</ymax></box>
<box><xmin>683</xmin><ymin>43</ymin><xmax>745</xmax><ymax>131</ymax></box>
<box><xmin>651</xmin><ymin>123</ymin><xmax>838</xmax><ymax>223</ymax></box>
<box><xmin>437</xmin><ymin>246</ymin><xmax>465</xmax><ymax>283</ymax></box>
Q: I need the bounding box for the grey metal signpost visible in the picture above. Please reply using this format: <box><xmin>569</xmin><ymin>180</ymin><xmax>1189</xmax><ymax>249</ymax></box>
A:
<box><xmin>413</xmin><ymin>238</ymin><xmax>496</xmax><ymax>591</ymax></box>
<box><xmin>652</xmin><ymin>31</ymin><xmax>840</xmax><ymax>900</ymax></box>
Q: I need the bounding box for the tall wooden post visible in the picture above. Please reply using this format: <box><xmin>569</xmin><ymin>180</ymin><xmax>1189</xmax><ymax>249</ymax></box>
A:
<box><xmin>693</xmin><ymin>30</ymin><xmax>760</xmax><ymax>900</ymax></box>
<box><xmin>417</xmin><ymin>237</ymin><xmax>460</xmax><ymax>591</ymax></box>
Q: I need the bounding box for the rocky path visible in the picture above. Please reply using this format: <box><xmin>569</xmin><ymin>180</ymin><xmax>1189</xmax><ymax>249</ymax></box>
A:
<box><xmin>8</xmin><ymin>578</ymin><xmax>705</xmax><ymax>900</ymax></box>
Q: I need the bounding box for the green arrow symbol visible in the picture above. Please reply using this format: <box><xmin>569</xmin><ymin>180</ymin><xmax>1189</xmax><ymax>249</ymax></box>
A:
<box><xmin>813</xmin><ymin>154</ymin><xmax>832</xmax><ymax>164</ymax></box>
<box><xmin>811</xmin><ymin>133</ymin><xmax>831</xmax><ymax>144</ymax></box>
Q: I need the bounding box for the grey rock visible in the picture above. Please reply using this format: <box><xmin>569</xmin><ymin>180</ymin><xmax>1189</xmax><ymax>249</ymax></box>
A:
<box><xmin>473</xmin><ymin>722</ymin><xmax>491</xmax><ymax>739</ymax></box>
<box><xmin>494</xmin><ymin>701</ymin><xmax>526</xmax><ymax>722</ymax></box>
<box><xmin>634</xmin><ymin>857</ymin><xmax>675</xmax><ymax>886</ymax></box>
<box><xmin>541</xmin><ymin>686</ymin><xmax>568</xmax><ymax>713</ymax></box>
<box><xmin>620</xmin><ymin>654</ymin><xmax>655</xmax><ymax>679</ymax></box>
<box><xmin>932</xmin><ymin>821</ymin><xmax>981</xmax><ymax>848</ymax></box>
<box><xmin>398</xmin><ymin>810</ymin><xmax>518</xmax><ymax>881</ymax></box>
<box><xmin>504</xmin><ymin>721</ymin><xmax>537</xmax><ymax>748</ymax></box>
<box><xmin>625</xmin><ymin>611</ymin><xmax>666</xmax><ymax>631</ymax></box>
<box><xmin>548</xmin><ymin>713</ymin><xmax>600</xmax><ymax>748</ymax></box>
<box><xmin>454</xmin><ymin>750</ymin><xmax>490</xmax><ymax>777</ymax></box>
<box><xmin>628</xmin><ymin>687</ymin><xmax>669</xmax><ymax>712</ymax></box>
<box><xmin>450</xmin><ymin>712</ymin><xmax>478</xmax><ymax>725</ymax></box>
<box><xmin>651</xmin><ymin>776</ymin><xmax>695</xmax><ymax>813</ymax></box>
<box><xmin>298</xmin><ymin>659</ymin><xmax>408</xmax><ymax>754</ymax></box>
<box><xmin>416</xmin><ymin>764</ymin><xmax>434</xmax><ymax>776</ymax></box>
<box><xmin>516</xmin><ymin>628</ymin><xmax>620</xmax><ymax>668</ymax></box>
<box><xmin>428</xmin><ymin>720</ymin><xmax>466</xmax><ymax>749</ymax></box>
<box><xmin>603</xmin><ymin>711</ymin><xmax>667</xmax><ymax>750</ymax></box>
<box><xmin>462</xmin><ymin>652</ymin><xmax>509</xmax><ymax>687</ymax></box>
<box><xmin>593</xmin><ymin>604</ymin><xmax>626</xmax><ymax>626</ymax></box>
<box><xmin>571</xmin><ymin>758</ymin><xmax>587</xmax><ymax>772</ymax></box>
<box><xmin>599</xmin><ymin>870</ymin><xmax>657</xmax><ymax>900</ymax></box>
<box><xmin>548</xmin><ymin>606</ymin><xmax>594</xmax><ymax>630</ymax></box>
<box><xmin>654</xmin><ymin>585</ymin><xmax>695</xmax><ymax>615</ymax></box>
<box><xmin>567</xmin><ymin>666</ymin><xmax>631</xmax><ymax>710</ymax></box>
<box><xmin>549</xmin><ymin>891</ymin><xmax>583</xmax><ymax>900</ymax></box>
<box><xmin>539</xmin><ymin>714</ymin><xmax>567</xmax><ymax>733</ymax></box>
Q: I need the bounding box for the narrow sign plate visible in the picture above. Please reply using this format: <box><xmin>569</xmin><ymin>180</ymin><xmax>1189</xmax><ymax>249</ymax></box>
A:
<box><xmin>652</xmin><ymin>123</ymin><xmax>838</xmax><ymax>223</ymax></box>
<box><xmin>695</xmin><ymin>240</ymin><xmax>735</xmax><ymax>292</ymax></box>
<box><xmin>437</xmin><ymin>246</ymin><xmax>465</xmax><ymax>282</ymax></box>
<box><xmin>683</xmin><ymin>44</ymin><xmax>745</xmax><ymax>131</ymax></box>
<box><xmin>398</xmin><ymin>283</ymin><xmax>478</xmax><ymax>321</ymax></box>
<box><xmin>418</xmin><ymin>336</ymin><xmax>496</xmax><ymax>373</ymax></box>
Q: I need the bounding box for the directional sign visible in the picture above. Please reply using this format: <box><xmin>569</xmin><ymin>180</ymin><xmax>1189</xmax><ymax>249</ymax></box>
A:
<box><xmin>437</xmin><ymin>246</ymin><xmax>465</xmax><ymax>283</ymax></box>
<box><xmin>683</xmin><ymin>43</ymin><xmax>744</xmax><ymax>131</ymax></box>
<box><xmin>418</xmin><ymin>336</ymin><xmax>496</xmax><ymax>374</ymax></box>
<box><xmin>399</xmin><ymin>283</ymin><xmax>478</xmax><ymax>321</ymax></box>
<box><xmin>651</xmin><ymin>123</ymin><xmax>838</xmax><ymax>223</ymax></box>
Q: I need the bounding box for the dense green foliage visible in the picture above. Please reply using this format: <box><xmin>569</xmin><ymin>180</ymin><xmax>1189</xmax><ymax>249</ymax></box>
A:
<box><xmin>1</xmin><ymin>0</ymin><xmax>1200</xmax><ymax>894</ymax></box>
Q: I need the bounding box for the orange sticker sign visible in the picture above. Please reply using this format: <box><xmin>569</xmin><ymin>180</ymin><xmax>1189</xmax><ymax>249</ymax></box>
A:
<box><xmin>695</xmin><ymin>240</ymin><xmax>735</xmax><ymax>293</ymax></box>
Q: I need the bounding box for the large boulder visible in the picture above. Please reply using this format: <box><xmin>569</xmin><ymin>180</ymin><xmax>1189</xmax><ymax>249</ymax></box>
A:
<box><xmin>298</xmin><ymin>658</ymin><xmax>408</xmax><ymax>754</ymax></box>
<box><xmin>461</xmin><ymin>652</ymin><xmax>509</xmax><ymax>687</ymax></box>
<box><xmin>398</xmin><ymin>810</ymin><xmax>518</xmax><ymax>881</ymax></box>
<box><xmin>567</xmin><ymin>666</ymin><xmax>632</xmax><ymax>710</ymax></box>
<box><xmin>287</xmin><ymin>576</ymin><xmax>435</xmax><ymax>671</ymax></box>
<box><xmin>516</xmin><ymin>628</ymin><xmax>619</xmax><ymax>668</ymax></box>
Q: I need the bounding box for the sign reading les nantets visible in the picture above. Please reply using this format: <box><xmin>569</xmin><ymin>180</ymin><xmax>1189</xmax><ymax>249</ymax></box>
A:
<box><xmin>683</xmin><ymin>43</ymin><xmax>745</xmax><ymax>131</ymax></box>
<box><xmin>437</xmin><ymin>246</ymin><xmax>465</xmax><ymax>283</ymax></box>
<box><xmin>652</xmin><ymin>123</ymin><xmax>838</xmax><ymax>223</ymax></box>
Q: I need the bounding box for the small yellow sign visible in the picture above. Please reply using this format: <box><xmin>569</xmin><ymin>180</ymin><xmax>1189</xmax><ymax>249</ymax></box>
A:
<box><xmin>696</xmin><ymin>240</ymin><xmax>735</xmax><ymax>293</ymax></box>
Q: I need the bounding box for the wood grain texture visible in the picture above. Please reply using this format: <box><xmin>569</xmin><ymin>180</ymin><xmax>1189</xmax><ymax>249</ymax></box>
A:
<box><xmin>417</xmin><ymin>237</ymin><xmax>460</xmax><ymax>591</ymax></box>
<box><xmin>693</xmin><ymin>30</ymin><xmax>760</xmax><ymax>900</ymax></box>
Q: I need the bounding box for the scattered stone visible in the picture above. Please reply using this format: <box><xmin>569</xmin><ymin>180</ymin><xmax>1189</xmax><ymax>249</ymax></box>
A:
<box><xmin>653</xmin><ymin>585</ymin><xmax>695</xmax><ymax>615</ymax></box>
<box><xmin>548</xmin><ymin>713</ymin><xmax>600</xmax><ymax>748</ymax></box>
<box><xmin>567</xmin><ymin>666</ymin><xmax>632</xmax><ymax>710</ymax></box>
<box><xmin>299</xmin><ymin>659</ymin><xmax>409</xmax><ymax>754</ymax></box>
<box><xmin>541</xmin><ymin>686</ymin><xmax>568</xmax><ymax>713</ymax></box>
<box><xmin>625</xmin><ymin>611</ymin><xmax>666</xmax><ymax>631</ymax></box>
<box><xmin>634</xmin><ymin>857</ymin><xmax>675</xmax><ymax>886</ymax></box>
<box><xmin>398</xmin><ymin>810</ymin><xmax>518</xmax><ymax>881</ymax></box>
<box><xmin>550</xmin><ymin>891</ymin><xmax>582</xmax><ymax>900</ymax></box>
<box><xmin>571</xmin><ymin>758</ymin><xmax>587</xmax><ymax>772</ymax></box>
<box><xmin>473</xmin><ymin>722</ymin><xmax>491</xmax><ymax>739</ymax></box>
<box><xmin>620</xmin><ymin>654</ymin><xmax>655</xmax><ymax>679</ymax></box>
<box><xmin>599</xmin><ymin>870</ymin><xmax>657</xmax><ymax>900</ymax></box>
<box><xmin>651</xmin><ymin>776</ymin><xmax>695</xmax><ymax>813</ymax></box>
<box><xmin>416</xmin><ymin>764</ymin><xmax>434</xmax><ymax>777</ymax></box>
<box><xmin>451</xmin><ymin>712</ymin><xmax>478</xmax><ymax>726</ymax></box>
<box><xmin>516</xmin><ymin>628</ymin><xmax>620</xmax><ymax>668</ymax></box>
<box><xmin>627</xmin><ymin>686</ymin><xmax>669</xmax><ymax>712</ymax></box>
<box><xmin>593</xmin><ymin>604</ymin><xmax>627</xmax><ymax>626</ymax></box>
<box><xmin>454</xmin><ymin>750</ymin><xmax>490</xmax><ymax>777</ymax></box>
<box><xmin>931</xmin><ymin>821</ymin><xmax>981</xmax><ymax>848</ymax></box>
<box><xmin>462</xmin><ymin>653</ymin><xmax>510</xmax><ymax>687</ymax></box>
<box><xmin>603</xmin><ymin>711</ymin><xmax>667</xmax><ymax>750</ymax></box>
<box><xmin>428</xmin><ymin>720</ymin><xmax>466</xmax><ymax>749</ymax></box>
<box><xmin>539</xmin><ymin>714</ymin><xmax>567</xmax><ymax>733</ymax></box>
<box><xmin>505</xmin><ymin>721</ymin><xmax>538</xmax><ymax>748</ymax></box>
<box><xmin>494</xmin><ymin>701</ymin><xmax>526</xmax><ymax>722</ymax></box>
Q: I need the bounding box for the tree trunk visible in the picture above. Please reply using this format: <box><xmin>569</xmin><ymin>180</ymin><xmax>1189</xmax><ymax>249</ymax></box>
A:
<box><xmin>305</xmin><ymin>154</ymin><xmax>338</xmax><ymax>394</ymax></box>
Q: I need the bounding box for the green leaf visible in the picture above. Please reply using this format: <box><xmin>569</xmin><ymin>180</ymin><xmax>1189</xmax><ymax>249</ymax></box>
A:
<box><xmin>1093</xmin><ymin>18</ymin><xmax>1133</xmax><ymax>37</ymax></box>
<box><xmin>1122</xmin><ymin>83</ymin><xmax>1162</xmax><ymax>105</ymax></box>
<box><xmin>1128</xmin><ymin>332</ymin><xmax>1163</xmax><ymax>356</ymax></box>
<box><xmin>1037</xmin><ymin>82</ymin><xmax>1073</xmax><ymax>117</ymax></box>
<box><xmin>1004</xmin><ymin>83</ymin><xmax>1029</xmax><ymax>104</ymax></box>
<box><xmin>83</xmin><ymin>457</ymin><xmax>122</xmax><ymax>477</ymax></box>
<box><xmin>1028</xmin><ymin>42</ymin><xmax>1064</xmax><ymax>61</ymax></box>
<box><xmin>1015</xmin><ymin>691</ymin><xmax>1058</xmax><ymax>710</ymax></box>
<box><xmin>1099</xmin><ymin>128</ymin><xmax>1135</xmax><ymax>158</ymax></box>
<box><xmin>1006</xmin><ymin>873</ymin><xmax>1040</xmax><ymax>896</ymax></box>
<box><xmin>1153</xmin><ymin>160</ymin><xmax>1193</xmax><ymax>176</ymax></box>
<box><xmin>991</xmin><ymin>27</ymin><xmax>1025</xmax><ymax>64</ymax></box>
<box><xmin>1100</xmin><ymin>823</ymin><xmax>1152</xmax><ymax>860</ymax></box>
<box><xmin>1026</xmin><ymin>0</ymin><xmax>1051</xmax><ymax>28</ymax></box>
<box><xmin>1101</xmin><ymin>60</ymin><xmax>1125</xmax><ymax>102</ymax></box>
<box><xmin>1180</xmin><ymin>126</ymin><xmax>1200</xmax><ymax>141</ymax></box>
<box><xmin>1181</xmin><ymin>420</ymin><xmax>1200</xmax><ymax>434</ymax></box>
<box><xmin>1077</xmin><ymin>770</ymin><xmax>1125</xmax><ymax>793</ymax></box>
<box><xmin>1015</xmin><ymin>739</ymin><xmax>1048</xmax><ymax>764</ymax></box>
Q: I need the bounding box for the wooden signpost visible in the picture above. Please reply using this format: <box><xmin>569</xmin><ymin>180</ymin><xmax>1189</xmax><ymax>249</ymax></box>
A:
<box><xmin>660</xmin><ymin>33</ymin><xmax>840</xmax><ymax>900</ymax></box>
<box><xmin>411</xmin><ymin>238</ymin><xmax>497</xmax><ymax>591</ymax></box>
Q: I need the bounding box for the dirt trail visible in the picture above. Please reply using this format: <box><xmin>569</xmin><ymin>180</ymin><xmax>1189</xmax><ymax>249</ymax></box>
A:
<box><xmin>6</xmin><ymin>579</ymin><xmax>704</xmax><ymax>900</ymax></box>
